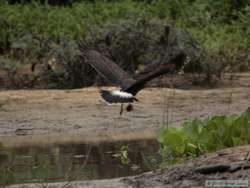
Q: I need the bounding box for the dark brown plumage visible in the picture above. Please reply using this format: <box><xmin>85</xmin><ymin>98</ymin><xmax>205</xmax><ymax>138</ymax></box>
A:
<box><xmin>79</xmin><ymin>42</ymin><xmax>186</xmax><ymax>114</ymax></box>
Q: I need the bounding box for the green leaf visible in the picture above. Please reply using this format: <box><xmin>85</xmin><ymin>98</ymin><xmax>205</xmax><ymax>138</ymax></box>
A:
<box><xmin>159</xmin><ymin>129</ymin><xmax>185</xmax><ymax>154</ymax></box>
<box><xmin>232</xmin><ymin>137</ymin><xmax>243</xmax><ymax>146</ymax></box>
<box><xmin>183</xmin><ymin>119</ymin><xmax>203</xmax><ymax>138</ymax></box>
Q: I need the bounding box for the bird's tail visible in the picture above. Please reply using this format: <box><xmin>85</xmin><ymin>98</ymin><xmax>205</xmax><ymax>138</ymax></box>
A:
<box><xmin>99</xmin><ymin>89</ymin><xmax>114</xmax><ymax>103</ymax></box>
<box><xmin>99</xmin><ymin>89</ymin><xmax>135</xmax><ymax>103</ymax></box>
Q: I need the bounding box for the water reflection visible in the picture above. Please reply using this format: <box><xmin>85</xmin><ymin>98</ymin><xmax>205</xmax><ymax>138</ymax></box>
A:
<box><xmin>0</xmin><ymin>139</ymin><xmax>160</xmax><ymax>185</ymax></box>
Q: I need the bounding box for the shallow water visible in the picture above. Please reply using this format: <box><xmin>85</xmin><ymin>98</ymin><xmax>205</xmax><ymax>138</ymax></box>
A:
<box><xmin>0</xmin><ymin>139</ymin><xmax>160</xmax><ymax>185</ymax></box>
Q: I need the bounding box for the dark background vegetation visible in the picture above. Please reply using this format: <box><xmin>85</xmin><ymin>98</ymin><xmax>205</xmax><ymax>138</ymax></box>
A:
<box><xmin>0</xmin><ymin>0</ymin><xmax>249</xmax><ymax>88</ymax></box>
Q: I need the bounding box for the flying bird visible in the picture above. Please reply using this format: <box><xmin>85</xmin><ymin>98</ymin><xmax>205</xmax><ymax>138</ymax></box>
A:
<box><xmin>79</xmin><ymin>43</ymin><xmax>185</xmax><ymax>115</ymax></box>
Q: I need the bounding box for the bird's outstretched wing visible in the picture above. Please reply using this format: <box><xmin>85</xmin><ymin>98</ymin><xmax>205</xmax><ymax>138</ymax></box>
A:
<box><xmin>79</xmin><ymin>42</ymin><xmax>135</xmax><ymax>89</ymax></box>
<box><xmin>124</xmin><ymin>53</ymin><xmax>186</xmax><ymax>95</ymax></box>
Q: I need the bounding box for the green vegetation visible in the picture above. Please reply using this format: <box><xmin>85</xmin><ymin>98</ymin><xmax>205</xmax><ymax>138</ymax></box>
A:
<box><xmin>159</xmin><ymin>107</ymin><xmax>250</xmax><ymax>165</ymax></box>
<box><xmin>118</xmin><ymin>107</ymin><xmax>250</xmax><ymax>169</ymax></box>
<box><xmin>0</xmin><ymin>1</ymin><xmax>249</xmax><ymax>62</ymax></box>
<box><xmin>0</xmin><ymin>166</ymin><xmax>15</xmax><ymax>186</ymax></box>
<box><xmin>120</xmin><ymin>145</ymin><xmax>130</xmax><ymax>165</ymax></box>
<box><xmin>0</xmin><ymin>0</ymin><xmax>249</xmax><ymax>88</ymax></box>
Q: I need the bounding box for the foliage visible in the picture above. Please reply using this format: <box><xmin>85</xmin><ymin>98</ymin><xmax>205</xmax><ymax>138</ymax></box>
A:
<box><xmin>0</xmin><ymin>0</ymin><xmax>249</xmax><ymax>88</ymax></box>
<box><xmin>87</xmin><ymin>17</ymin><xmax>200</xmax><ymax>75</ymax></box>
<box><xmin>120</xmin><ymin>145</ymin><xmax>130</xmax><ymax>165</ymax></box>
<box><xmin>0</xmin><ymin>166</ymin><xmax>15</xmax><ymax>186</ymax></box>
<box><xmin>159</xmin><ymin>107</ymin><xmax>250</xmax><ymax>165</ymax></box>
<box><xmin>35</xmin><ymin>37</ymin><xmax>94</xmax><ymax>89</ymax></box>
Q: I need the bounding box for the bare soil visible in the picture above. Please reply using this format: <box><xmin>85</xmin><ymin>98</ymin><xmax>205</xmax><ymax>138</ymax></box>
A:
<box><xmin>0</xmin><ymin>73</ymin><xmax>250</xmax><ymax>148</ymax></box>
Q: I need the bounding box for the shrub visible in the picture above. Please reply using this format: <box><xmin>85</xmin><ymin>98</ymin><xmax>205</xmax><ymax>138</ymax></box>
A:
<box><xmin>0</xmin><ymin>0</ymin><xmax>249</xmax><ymax>88</ymax></box>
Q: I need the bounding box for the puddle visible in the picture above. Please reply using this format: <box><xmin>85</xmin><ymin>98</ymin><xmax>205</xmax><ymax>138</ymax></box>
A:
<box><xmin>0</xmin><ymin>139</ymin><xmax>161</xmax><ymax>185</ymax></box>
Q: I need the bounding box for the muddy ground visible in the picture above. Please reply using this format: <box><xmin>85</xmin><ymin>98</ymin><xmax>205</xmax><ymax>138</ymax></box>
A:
<box><xmin>8</xmin><ymin>145</ymin><xmax>250</xmax><ymax>188</ymax></box>
<box><xmin>0</xmin><ymin>73</ymin><xmax>250</xmax><ymax>148</ymax></box>
<box><xmin>1</xmin><ymin>73</ymin><xmax>250</xmax><ymax>187</ymax></box>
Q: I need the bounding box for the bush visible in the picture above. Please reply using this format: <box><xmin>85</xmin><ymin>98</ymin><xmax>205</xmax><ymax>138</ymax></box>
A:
<box><xmin>0</xmin><ymin>0</ymin><xmax>249</xmax><ymax>88</ymax></box>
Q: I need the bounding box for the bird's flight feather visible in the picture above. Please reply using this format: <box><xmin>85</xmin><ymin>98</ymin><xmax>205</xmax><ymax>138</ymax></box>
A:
<box><xmin>79</xmin><ymin>42</ymin><xmax>185</xmax><ymax>98</ymax></box>
<box><xmin>79</xmin><ymin>44</ymin><xmax>135</xmax><ymax>89</ymax></box>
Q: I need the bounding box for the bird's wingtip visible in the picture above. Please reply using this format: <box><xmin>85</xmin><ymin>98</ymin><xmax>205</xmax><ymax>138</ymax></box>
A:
<box><xmin>78</xmin><ymin>41</ymin><xmax>93</xmax><ymax>57</ymax></box>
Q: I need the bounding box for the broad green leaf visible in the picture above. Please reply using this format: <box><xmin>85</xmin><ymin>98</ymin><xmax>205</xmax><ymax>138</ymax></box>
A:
<box><xmin>159</xmin><ymin>130</ymin><xmax>185</xmax><ymax>154</ymax></box>
<box><xmin>159</xmin><ymin>106</ymin><xmax>250</xmax><ymax>164</ymax></box>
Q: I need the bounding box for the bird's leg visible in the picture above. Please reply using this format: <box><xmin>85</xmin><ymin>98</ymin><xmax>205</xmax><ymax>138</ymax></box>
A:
<box><xmin>120</xmin><ymin>103</ymin><xmax>124</xmax><ymax>115</ymax></box>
